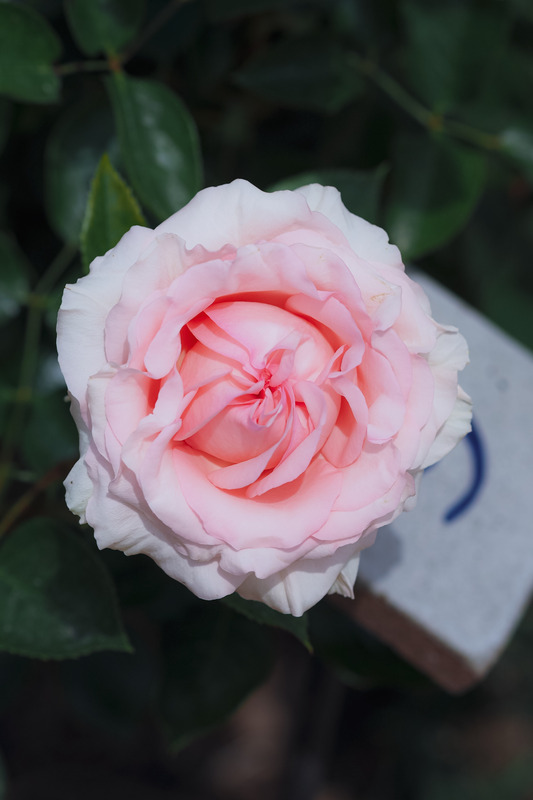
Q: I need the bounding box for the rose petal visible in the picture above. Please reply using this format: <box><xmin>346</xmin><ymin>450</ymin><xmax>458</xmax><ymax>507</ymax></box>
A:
<box><xmin>57</xmin><ymin>226</ymin><xmax>153</xmax><ymax>410</ymax></box>
<box><xmin>58</xmin><ymin>178</ymin><xmax>472</xmax><ymax>618</ymax></box>
<box><xmin>174</xmin><ymin>447</ymin><xmax>343</xmax><ymax>550</ymax></box>
<box><xmin>294</xmin><ymin>184</ymin><xmax>403</xmax><ymax>267</ymax></box>
<box><xmin>237</xmin><ymin>540</ymin><xmax>362</xmax><ymax>616</ymax></box>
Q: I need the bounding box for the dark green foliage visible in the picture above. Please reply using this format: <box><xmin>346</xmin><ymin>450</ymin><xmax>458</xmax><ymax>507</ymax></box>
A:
<box><xmin>0</xmin><ymin>3</ymin><xmax>62</xmax><ymax>103</ymax></box>
<box><xmin>161</xmin><ymin>604</ymin><xmax>273</xmax><ymax>748</ymax></box>
<box><xmin>81</xmin><ymin>153</ymin><xmax>145</xmax><ymax>269</ymax></box>
<box><xmin>45</xmin><ymin>99</ymin><xmax>119</xmax><ymax>243</ymax></box>
<box><xmin>269</xmin><ymin>166</ymin><xmax>388</xmax><ymax>224</ymax></box>
<box><xmin>386</xmin><ymin>132</ymin><xmax>487</xmax><ymax>259</ymax></box>
<box><xmin>234</xmin><ymin>37</ymin><xmax>363</xmax><ymax>114</ymax></box>
<box><xmin>0</xmin><ymin>233</ymin><xmax>31</xmax><ymax>325</ymax></box>
<box><xmin>0</xmin><ymin>519</ymin><xmax>131</xmax><ymax>659</ymax></box>
<box><xmin>0</xmin><ymin>1</ymin><xmax>533</xmax><ymax>792</ymax></box>
<box><xmin>106</xmin><ymin>73</ymin><xmax>203</xmax><ymax>221</ymax></box>
<box><xmin>64</xmin><ymin>0</ymin><xmax>145</xmax><ymax>57</ymax></box>
<box><xmin>223</xmin><ymin>592</ymin><xmax>312</xmax><ymax>651</ymax></box>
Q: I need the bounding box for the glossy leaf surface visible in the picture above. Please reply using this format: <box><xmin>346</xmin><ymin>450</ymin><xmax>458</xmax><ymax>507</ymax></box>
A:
<box><xmin>386</xmin><ymin>132</ymin><xmax>486</xmax><ymax>259</ymax></box>
<box><xmin>0</xmin><ymin>519</ymin><xmax>131</xmax><ymax>659</ymax></box>
<box><xmin>45</xmin><ymin>100</ymin><xmax>118</xmax><ymax>243</ymax></box>
<box><xmin>81</xmin><ymin>153</ymin><xmax>145</xmax><ymax>270</ymax></box>
<box><xmin>64</xmin><ymin>0</ymin><xmax>144</xmax><ymax>56</ymax></box>
<box><xmin>403</xmin><ymin>2</ymin><xmax>510</xmax><ymax>114</ymax></box>
<box><xmin>106</xmin><ymin>73</ymin><xmax>203</xmax><ymax>221</ymax></box>
<box><xmin>0</xmin><ymin>4</ymin><xmax>61</xmax><ymax>104</ymax></box>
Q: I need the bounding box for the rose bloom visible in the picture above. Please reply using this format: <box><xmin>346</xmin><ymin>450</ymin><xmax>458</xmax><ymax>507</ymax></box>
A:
<box><xmin>57</xmin><ymin>180</ymin><xmax>471</xmax><ymax>616</ymax></box>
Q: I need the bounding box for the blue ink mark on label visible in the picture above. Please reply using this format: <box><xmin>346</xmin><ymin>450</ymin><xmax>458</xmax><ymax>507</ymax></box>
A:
<box><xmin>443</xmin><ymin>419</ymin><xmax>486</xmax><ymax>523</ymax></box>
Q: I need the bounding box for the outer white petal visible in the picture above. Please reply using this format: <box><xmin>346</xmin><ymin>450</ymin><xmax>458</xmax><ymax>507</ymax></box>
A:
<box><xmin>294</xmin><ymin>183</ymin><xmax>403</xmax><ymax>268</ymax></box>
<box><xmin>327</xmin><ymin>552</ymin><xmax>361</xmax><ymax>599</ymax></box>
<box><xmin>156</xmin><ymin>179</ymin><xmax>317</xmax><ymax>250</ymax></box>
<box><xmin>64</xmin><ymin>458</ymin><xmax>92</xmax><ymax>523</ymax></box>
<box><xmin>237</xmin><ymin>541</ymin><xmax>361</xmax><ymax>616</ymax></box>
<box><xmin>421</xmin><ymin>386</ymin><xmax>472</xmax><ymax>468</ymax></box>
<box><xmin>57</xmin><ymin>225</ymin><xmax>154</xmax><ymax>406</ymax></box>
<box><xmin>85</xmin><ymin>462</ymin><xmax>242</xmax><ymax>600</ymax></box>
<box><xmin>428</xmin><ymin>326</ymin><xmax>469</xmax><ymax>400</ymax></box>
<box><xmin>64</xmin><ymin>396</ymin><xmax>93</xmax><ymax>522</ymax></box>
<box><xmin>416</xmin><ymin>326</ymin><xmax>472</xmax><ymax>468</ymax></box>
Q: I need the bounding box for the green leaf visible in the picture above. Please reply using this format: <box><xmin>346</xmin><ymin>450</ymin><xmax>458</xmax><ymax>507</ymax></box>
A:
<box><xmin>21</xmin><ymin>391</ymin><xmax>79</xmax><ymax>474</ymax></box>
<box><xmin>0</xmin><ymin>3</ymin><xmax>61</xmax><ymax>104</ymax></box>
<box><xmin>402</xmin><ymin>2</ymin><xmax>510</xmax><ymax>114</ymax></box>
<box><xmin>309</xmin><ymin>602</ymin><xmax>428</xmax><ymax>689</ymax></box>
<box><xmin>500</xmin><ymin>126</ymin><xmax>533</xmax><ymax>183</ymax></box>
<box><xmin>45</xmin><ymin>99</ymin><xmax>119</xmax><ymax>243</ymax></box>
<box><xmin>480</xmin><ymin>276</ymin><xmax>533</xmax><ymax>352</ymax></box>
<box><xmin>161</xmin><ymin>604</ymin><xmax>273</xmax><ymax>748</ymax></box>
<box><xmin>0</xmin><ymin>518</ymin><xmax>131</xmax><ymax>659</ymax></box>
<box><xmin>64</xmin><ymin>0</ymin><xmax>144</xmax><ymax>57</ymax></box>
<box><xmin>269</xmin><ymin>166</ymin><xmax>387</xmax><ymax>224</ymax></box>
<box><xmin>222</xmin><ymin>593</ymin><xmax>312</xmax><ymax>651</ymax></box>
<box><xmin>81</xmin><ymin>153</ymin><xmax>146</xmax><ymax>271</ymax></box>
<box><xmin>106</xmin><ymin>73</ymin><xmax>203</xmax><ymax>221</ymax></box>
<box><xmin>0</xmin><ymin>232</ymin><xmax>31</xmax><ymax>325</ymax></box>
<box><xmin>385</xmin><ymin>131</ymin><xmax>486</xmax><ymax>260</ymax></box>
<box><xmin>234</xmin><ymin>37</ymin><xmax>362</xmax><ymax>114</ymax></box>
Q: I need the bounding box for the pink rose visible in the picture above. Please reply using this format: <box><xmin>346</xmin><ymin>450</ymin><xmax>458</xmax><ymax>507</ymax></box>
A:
<box><xmin>57</xmin><ymin>180</ymin><xmax>471</xmax><ymax>615</ymax></box>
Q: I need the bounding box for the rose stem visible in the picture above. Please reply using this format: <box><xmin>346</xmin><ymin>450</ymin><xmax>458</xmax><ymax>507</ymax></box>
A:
<box><xmin>349</xmin><ymin>52</ymin><xmax>501</xmax><ymax>152</ymax></box>
<box><xmin>0</xmin><ymin>243</ymin><xmax>77</xmax><ymax>513</ymax></box>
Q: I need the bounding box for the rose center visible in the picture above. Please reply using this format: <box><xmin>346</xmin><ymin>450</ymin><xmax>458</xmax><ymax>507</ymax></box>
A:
<box><xmin>177</xmin><ymin>300</ymin><xmax>339</xmax><ymax>466</ymax></box>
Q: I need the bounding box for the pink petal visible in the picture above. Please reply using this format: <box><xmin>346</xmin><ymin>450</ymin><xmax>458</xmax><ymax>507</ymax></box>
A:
<box><xmin>294</xmin><ymin>184</ymin><xmax>403</xmax><ymax>267</ymax></box>
<box><xmin>174</xmin><ymin>447</ymin><xmax>343</xmax><ymax>550</ymax></box>
<box><xmin>322</xmin><ymin>376</ymin><xmax>368</xmax><ymax>467</ymax></box>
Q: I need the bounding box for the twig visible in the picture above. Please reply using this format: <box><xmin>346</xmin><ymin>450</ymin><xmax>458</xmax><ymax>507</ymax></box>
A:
<box><xmin>0</xmin><ymin>244</ymin><xmax>77</xmax><ymax>509</ymax></box>
<box><xmin>55</xmin><ymin>60</ymin><xmax>109</xmax><ymax>77</ymax></box>
<box><xmin>0</xmin><ymin>461</ymin><xmax>73</xmax><ymax>540</ymax></box>
<box><xmin>350</xmin><ymin>51</ymin><xmax>502</xmax><ymax>151</ymax></box>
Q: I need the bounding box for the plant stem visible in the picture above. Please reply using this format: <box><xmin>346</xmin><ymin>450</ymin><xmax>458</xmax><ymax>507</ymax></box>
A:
<box><xmin>55</xmin><ymin>1</ymin><xmax>195</xmax><ymax>77</ymax></box>
<box><xmin>0</xmin><ymin>298</ymin><xmax>42</xmax><ymax>506</ymax></box>
<box><xmin>350</xmin><ymin>52</ymin><xmax>502</xmax><ymax>152</ymax></box>
<box><xmin>0</xmin><ymin>461</ymin><xmax>72</xmax><ymax>540</ymax></box>
<box><xmin>443</xmin><ymin>118</ymin><xmax>501</xmax><ymax>150</ymax></box>
<box><xmin>350</xmin><ymin>52</ymin><xmax>433</xmax><ymax>129</ymax></box>
<box><xmin>0</xmin><ymin>244</ymin><xmax>77</xmax><ymax>510</ymax></box>
<box><xmin>35</xmin><ymin>242</ymin><xmax>78</xmax><ymax>295</ymax></box>
<box><xmin>55</xmin><ymin>59</ymin><xmax>109</xmax><ymax>77</ymax></box>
